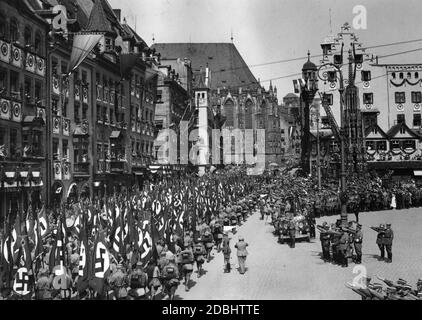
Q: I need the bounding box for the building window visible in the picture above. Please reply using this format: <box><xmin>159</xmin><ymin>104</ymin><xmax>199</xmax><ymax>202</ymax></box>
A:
<box><xmin>413</xmin><ymin>114</ymin><xmax>421</xmax><ymax>127</ymax></box>
<box><xmin>0</xmin><ymin>67</ymin><xmax>7</xmax><ymax>93</ymax></box>
<box><xmin>82</xmin><ymin>105</ymin><xmax>88</xmax><ymax>120</ymax></box>
<box><xmin>377</xmin><ymin>141</ymin><xmax>387</xmax><ymax>151</ymax></box>
<box><xmin>10</xmin><ymin>19</ymin><xmax>18</xmax><ymax>43</ymax></box>
<box><xmin>156</xmin><ymin>90</ymin><xmax>162</xmax><ymax>102</ymax></box>
<box><xmin>74</xmin><ymin>104</ymin><xmax>80</xmax><ymax>123</ymax></box>
<box><xmin>0</xmin><ymin>127</ymin><xmax>6</xmax><ymax>157</ymax></box>
<box><xmin>399</xmin><ymin>72</ymin><xmax>404</xmax><ymax>79</ymax></box>
<box><xmin>24</xmin><ymin>77</ymin><xmax>32</xmax><ymax>101</ymax></box>
<box><xmin>404</xmin><ymin>140</ymin><xmax>416</xmax><ymax>149</ymax></box>
<box><xmin>24</xmin><ymin>26</ymin><xmax>32</xmax><ymax>47</ymax></box>
<box><xmin>34</xmin><ymin>31</ymin><xmax>43</xmax><ymax>56</ymax></box>
<box><xmin>416</xmin><ymin>72</ymin><xmax>419</xmax><ymax>79</ymax></box>
<box><xmin>395</xmin><ymin>92</ymin><xmax>406</xmax><ymax>104</ymax></box>
<box><xmin>411</xmin><ymin>91</ymin><xmax>422</xmax><ymax>103</ymax></box>
<box><xmin>34</xmin><ymin>80</ymin><xmax>42</xmax><ymax>102</ymax></box>
<box><xmin>407</xmin><ymin>72</ymin><xmax>412</xmax><ymax>79</ymax></box>
<box><xmin>62</xmin><ymin>139</ymin><xmax>69</xmax><ymax>160</ymax></box>
<box><xmin>10</xmin><ymin>71</ymin><xmax>19</xmax><ymax>97</ymax></box>
<box><xmin>363</xmin><ymin>93</ymin><xmax>374</xmax><ymax>104</ymax></box>
<box><xmin>0</xmin><ymin>12</ymin><xmax>7</xmax><ymax>40</ymax></box>
<box><xmin>62</xmin><ymin>100</ymin><xmax>67</xmax><ymax>117</ymax></box>
<box><xmin>397</xmin><ymin>114</ymin><xmax>405</xmax><ymax>124</ymax></box>
<box><xmin>390</xmin><ymin>140</ymin><xmax>400</xmax><ymax>150</ymax></box>
<box><xmin>391</xmin><ymin>72</ymin><xmax>396</xmax><ymax>79</ymax></box>
<box><xmin>52</xmin><ymin>98</ymin><xmax>59</xmax><ymax>116</ymax></box>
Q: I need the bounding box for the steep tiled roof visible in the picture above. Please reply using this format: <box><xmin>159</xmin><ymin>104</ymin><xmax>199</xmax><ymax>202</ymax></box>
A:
<box><xmin>85</xmin><ymin>0</ymin><xmax>122</xmax><ymax>34</ymax></box>
<box><xmin>121</xmin><ymin>24</ymin><xmax>147</xmax><ymax>48</ymax></box>
<box><xmin>365</xmin><ymin>123</ymin><xmax>388</xmax><ymax>139</ymax></box>
<box><xmin>386</xmin><ymin>122</ymin><xmax>422</xmax><ymax>138</ymax></box>
<box><xmin>151</xmin><ymin>43</ymin><xmax>259</xmax><ymax>90</ymax></box>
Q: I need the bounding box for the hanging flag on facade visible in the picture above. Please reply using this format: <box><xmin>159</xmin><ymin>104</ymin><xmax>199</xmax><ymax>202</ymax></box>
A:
<box><xmin>68</xmin><ymin>32</ymin><xmax>104</xmax><ymax>75</ymax></box>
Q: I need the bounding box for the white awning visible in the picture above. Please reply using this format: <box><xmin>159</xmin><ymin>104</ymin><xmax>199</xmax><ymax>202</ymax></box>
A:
<box><xmin>414</xmin><ymin>170</ymin><xmax>422</xmax><ymax>176</ymax></box>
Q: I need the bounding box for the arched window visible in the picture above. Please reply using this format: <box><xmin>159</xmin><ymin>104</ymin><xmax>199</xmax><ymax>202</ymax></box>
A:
<box><xmin>407</xmin><ymin>72</ymin><xmax>411</xmax><ymax>79</ymax></box>
<box><xmin>399</xmin><ymin>72</ymin><xmax>404</xmax><ymax>79</ymax></box>
<box><xmin>34</xmin><ymin>31</ymin><xmax>43</xmax><ymax>55</ymax></box>
<box><xmin>9</xmin><ymin>18</ymin><xmax>19</xmax><ymax>43</ymax></box>
<box><xmin>24</xmin><ymin>26</ymin><xmax>32</xmax><ymax>47</ymax></box>
<box><xmin>415</xmin><ymin>72</ymin><xmax>419</xmax><ymax>79</ymax></box>
<box><xmin>244</xmin><ymin>100</ymin><xmax>253</xmax><ymax>129</ymax></box>
<box><xmin>0</xmin><ymin>12</ymin><xmax>7</xmax><ymax>40</ymax></box>
<box><xmin>392</xmin><ymin>72</ymin><xmax>396</xmax><ymax>79</ymax></box>
<box><xmin>224</xmin><ymin>99</ymin><xmax>234</xmax><ymax>127</ymax></box>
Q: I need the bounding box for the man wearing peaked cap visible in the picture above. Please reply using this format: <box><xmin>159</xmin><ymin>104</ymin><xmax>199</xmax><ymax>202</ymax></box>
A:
<box><xmin>376</xmin><ymin>224</ymin><xmax>386</xmax><ymax>261</ymax></box>
<box><xmin>234</xmin><ymin>236</ymin><xmax>248</xmax><ymax>275</ymax></box>
<box><xmin>383</xmin><ymin>223</ymin><xmax>394</xmax><ymax>263</ymax></box>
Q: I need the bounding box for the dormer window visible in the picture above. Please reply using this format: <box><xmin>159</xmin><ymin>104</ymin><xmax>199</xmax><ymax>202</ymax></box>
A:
<box><xmin>10</xmin><ymin>18</ymin><xmax>18</xmax><ymax>43</ymax></box>
<box><xmin>24</xmin><ymin>26</ymin><xmax>32</xmax><ymax>48</ymax></box>
<box><xmin>105</xmin><ymin>37</ymin><xmax>115</xmax><ymax>52</ymax></box>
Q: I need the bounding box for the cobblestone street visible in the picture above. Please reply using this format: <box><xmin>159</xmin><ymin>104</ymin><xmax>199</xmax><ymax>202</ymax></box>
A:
<box><xmin>178</xmin><ymin>208</ymin><xmax>422</xmax><ymax>300</ymax></box>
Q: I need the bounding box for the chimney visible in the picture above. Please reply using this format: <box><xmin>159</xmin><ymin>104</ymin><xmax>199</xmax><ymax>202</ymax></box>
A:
<box><xmin>113</xmin><ymin>9</ymin><xmax>121</xmax><ymax>23</ymax></box>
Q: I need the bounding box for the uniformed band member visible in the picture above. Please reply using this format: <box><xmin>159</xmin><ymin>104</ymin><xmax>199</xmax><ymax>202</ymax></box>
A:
<box><xmin>383</xmin><ymin>224</ymin><xmax>394</xmax><ymax>263</ymax></box>
<box><xmin>354</xmin><ymin>224</ymin><xmax>363</xmax><ymax>264</ymax></box>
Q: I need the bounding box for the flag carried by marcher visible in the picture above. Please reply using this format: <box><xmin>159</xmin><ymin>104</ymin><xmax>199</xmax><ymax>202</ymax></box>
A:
<box><xmin>89</xmin><ymin>227</ymin><xmax>110</xmax><ymax>295</ymax></box>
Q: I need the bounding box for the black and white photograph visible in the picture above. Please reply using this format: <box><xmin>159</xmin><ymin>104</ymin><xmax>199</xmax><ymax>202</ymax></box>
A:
<box><xmin>0</xmin><ymin>0</ymin><xmax>422</xmax><ymax>306</ymax></box>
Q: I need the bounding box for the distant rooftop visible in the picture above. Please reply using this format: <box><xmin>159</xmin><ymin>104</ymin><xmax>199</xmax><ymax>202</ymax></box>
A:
<box><xmin>151</xmin><ymin>43</ymin><xmax>260</xmax><ymax>91</ymax></box>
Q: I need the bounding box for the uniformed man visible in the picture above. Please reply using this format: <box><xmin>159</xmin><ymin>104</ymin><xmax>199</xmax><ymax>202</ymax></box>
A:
<box><xmin>376</xmin><ymin>224</ymin><xmax>386</xmax><ymax>261</ymax></box>
<box><xmin>288</xmin><ymin>219</ymin><xmax>296</xmax><ymax>248</ymax></box>
<box><xmin>179</xmin><ymin>247</ymin><xmax>194</xmax><ymax>292</ymax></box>
<box><xmin>331</xmin><ymin>220</ymin><xmax>341</xmax><ymax>264</ymax></box>
<box><xmin>202</xmin><ymin>230</ymin><xmax>214</xmax><ymax>262</ymax></box>
<box><xmin>108</xmin><ymin>264</ymin><xmax>129</xmax><ymax>300</ymax></box>
<box><xmin>354</xmin><ymin>224</ymin><xmax>363</xmax><ymax>264</ymax></box>
<box><xmin>128</xmin><ymin>262</ymin><xmax>148</xmax><ymax>300</ymax></box>
<box><xmin>319</xmin><ymin>222</ymin><xmax>331</xmax><ymax>262</ymax></box>
<box><xmin>234</xmin><ymin>236</ymin><xmax>248</xmax><ymax>275</ymax></box>
<box><xmin>338</xmin><ymin>227</ymin><xmax>349</xmax><ymax>268</ymax></box>
<box><xmin>383</xmin><ymin>223</ymin><xmax>394</xmax><ymax>263</ymax></box>
<box><xmin>35</xmin><ymin>267</ymin><xmax>53</xmax><ymax>300</ymax></box>
<box><xmin>193</xmin><ymin>238</ymin><xmax>206</xmax><ymax>277</ymax></box>
<box><xmin>222</xmin><ymin>233</ymin><xmax>232</xmax><ymax>273</ymax></box>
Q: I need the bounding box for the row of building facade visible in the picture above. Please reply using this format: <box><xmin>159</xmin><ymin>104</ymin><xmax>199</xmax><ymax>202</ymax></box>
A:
<box><xmin>0</xmin><ymin>0</ymin><xmax>295</xmax><ymax>220</ymax></box>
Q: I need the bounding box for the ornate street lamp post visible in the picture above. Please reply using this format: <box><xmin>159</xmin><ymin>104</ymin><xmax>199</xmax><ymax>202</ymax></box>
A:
<box><xmin>300</xmin><ymin>52</ymin><xmax>319</xmax><ymax>175</ymax></box>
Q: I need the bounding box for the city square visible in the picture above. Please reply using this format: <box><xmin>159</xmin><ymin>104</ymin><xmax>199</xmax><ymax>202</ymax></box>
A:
<box><xmin>1</xmin><ymin>0</ymin><xmax>422</xmax><ymax>302</ymax></box>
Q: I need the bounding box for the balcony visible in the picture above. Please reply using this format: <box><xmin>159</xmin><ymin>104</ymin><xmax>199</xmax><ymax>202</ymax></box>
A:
<box><xmin>73</xmin><ymin>162</ymin><xmax>90</xmax><ymax>177</ymax></box>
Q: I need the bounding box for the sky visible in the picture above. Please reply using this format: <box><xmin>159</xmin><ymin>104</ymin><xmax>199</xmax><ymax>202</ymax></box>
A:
<box><xmin>108</xmin><ymin>0</ymin><xmax>422</xmax><ymax>101</ymax></box>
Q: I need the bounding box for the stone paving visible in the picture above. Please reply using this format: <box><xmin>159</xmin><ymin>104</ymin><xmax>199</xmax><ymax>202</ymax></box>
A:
<box><xmin>176</xmin><ymin>208</ymin><xmax>422</xmax><ymax>300</ymax></box>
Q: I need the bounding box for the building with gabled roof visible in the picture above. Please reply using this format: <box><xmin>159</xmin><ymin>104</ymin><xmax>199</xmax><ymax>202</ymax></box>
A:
<box><xmin>152</xmin><ymin>42</ymin><xmax>286</xmax><ymax>166</ymax></box>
